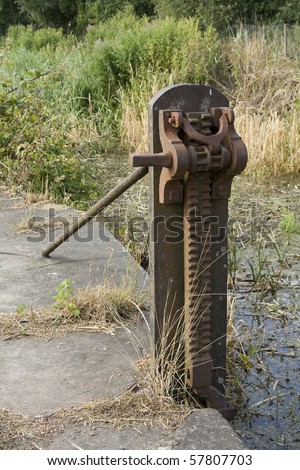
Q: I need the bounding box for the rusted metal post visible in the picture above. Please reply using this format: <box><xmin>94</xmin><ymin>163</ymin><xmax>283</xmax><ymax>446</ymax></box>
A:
<box><xmin>131</xmin><ymin>84</ymin><xmax>247</xmax><ymax>418</ymax></box>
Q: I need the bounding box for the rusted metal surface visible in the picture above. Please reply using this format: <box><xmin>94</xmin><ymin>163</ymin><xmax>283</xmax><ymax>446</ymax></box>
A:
<box><xmin>183</xmin><ymin>171</ymin><xmax>213</xmax><ymax>399</ymax></box>
<box><xmin>132</xmin><ymin>84</ymin><xmax>247</xmax><ymax>418</ymax></box>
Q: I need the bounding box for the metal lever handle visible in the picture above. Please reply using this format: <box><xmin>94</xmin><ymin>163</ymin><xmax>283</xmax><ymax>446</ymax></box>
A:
<box><xmin>130</xmin><ymin>152</ymin><xmax>172</xmax><ymax>168</ymax></box>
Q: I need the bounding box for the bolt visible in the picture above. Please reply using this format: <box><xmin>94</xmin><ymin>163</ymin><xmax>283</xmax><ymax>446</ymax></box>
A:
<box><xmin>168</xmin><ymin>112</ymin><xmax>182</xmax><ymax>128</ymax></box>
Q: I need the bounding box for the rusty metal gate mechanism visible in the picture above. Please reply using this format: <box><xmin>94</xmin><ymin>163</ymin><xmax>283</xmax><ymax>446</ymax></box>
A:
<box><xmin>131</xmin><ymin>84</ymin><xmax>247</xmax><ymax>418</ymax></box>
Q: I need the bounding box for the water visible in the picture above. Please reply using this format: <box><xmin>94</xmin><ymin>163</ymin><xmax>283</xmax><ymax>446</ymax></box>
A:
<box><xmin>231</xmin><ymin>277</ymin><xmax>300</xmax><ymax>449</ymax></box>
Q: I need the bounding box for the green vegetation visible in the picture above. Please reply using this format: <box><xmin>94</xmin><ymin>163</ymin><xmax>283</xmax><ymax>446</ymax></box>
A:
<box><xmin>1</xmin><ymin>11</ymin><xmax>299</xmax><ymax>208</ymax></box>
<box><xmin>0</xmin><ymin>13</ymin><xmax>223</xmax><ymax>205</ymax></box>
<box><xmin>15</xmin><ymin>303</ymin><xmax>27</xmax><ymax>315</ymax></box>
<box><xmin>53</xmin><ymin>278</ymin><xmax>81</xmax><ymax>317</ymax></box>
<box><xmin>280</xmin><ymin>209</ymin><xmax>300</xmax><ymax>234</ymax></box>
<box><xmin>2</xmin><ymin>1</ymin><xmax>299</xmax><ymax>35</ymax></box>
<box><xmin>0</xmin><ymin>5</ymin><xmax>299</xmax><ymax>449</ymax></box>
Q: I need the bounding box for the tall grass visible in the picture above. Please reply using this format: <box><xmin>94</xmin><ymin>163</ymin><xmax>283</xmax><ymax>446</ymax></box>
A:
<box><xmin>0</xmin><ymin>16</ymin><xmax>299</xmax><ymax>206</ymax></box>
<box><xmin>235</xmin><ymin>109</ymin><xmax>300</xmax><ymax>176</ymax></box>
<box><xmin>118</xmin><ymin>68</ymin><xmax>173</xmax><ymax>152</ymax></box>
<box><xmin>228</xmin><ymin>26</ymin><xmax>300</xmax><ymax>176</ymax></box>
<box><xmin>118</xmin><ymin>22</ymin><xmax>300</xmax><ymax>175</ymax></box>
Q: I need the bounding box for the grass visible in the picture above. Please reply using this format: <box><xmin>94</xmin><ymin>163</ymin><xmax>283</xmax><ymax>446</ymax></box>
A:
<box><xmin>0</xmin><ymin>391</ymin><xmax>191</xmax><ymax>450</ymax></box>
<box><xmin>0</xmin><ymin>409</ymin><xmax>36</xmax><ymax>450</ymax></box>
<box><xmin>15</xmin><ymin>211</ymin><xmax>73</xmax><ymax>234</ymax></box>
<box><xmin>280</xmin><ymin>208</ymin><xmax>300</xmax><ymax>234</ymax></box>
<box><xmin>0</xmin><ymin>277</ymin><xmax>148</xmax><ymax>340</ymax></box>
<box><xmin>235</xmin><ymin>108</ymin><xmax>300</xmax><ymax>177</ymax></box>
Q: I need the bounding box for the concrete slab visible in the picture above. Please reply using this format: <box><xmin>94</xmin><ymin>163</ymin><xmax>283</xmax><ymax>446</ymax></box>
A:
<box><xmin>46</xmin><ymin>409</ymin><xmax>246</xmax><ymax>450</ymax></box>
<box><xmin>0</xmin><ymin>197</ymin><xmax>145</xmax><ymax>312</ymax></box>
<box><xmin>0</xmin><ymin>332</ymin><xmax>140</xmax><ymax>416</ymax></box>
<box><xmin>0</xmin><ymin>329</ymin><xmax>245</xmax><ymax>450</ymax></box>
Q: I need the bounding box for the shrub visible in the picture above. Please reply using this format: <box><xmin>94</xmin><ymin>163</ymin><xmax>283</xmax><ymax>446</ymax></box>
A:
<box><xmin>0</xmin><ymin>70</ymin><xmax>101</xmax><ymax>206</ymax></box>
<box><xmin>75</xmin><ymin>16</ymin><xmax>224</xmax><ymax>108</ymax></box>
<box><xmin>85</xmin><ymin>7</ymin><xmax>146</xmax><ymax>44</ymax></box>
<box><xmin>6</xmin><ymin>25</ymin><xmax>67</xmax><ymax>51</ymax></box>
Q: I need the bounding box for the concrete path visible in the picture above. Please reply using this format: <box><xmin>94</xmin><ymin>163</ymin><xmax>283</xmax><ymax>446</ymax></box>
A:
<box><xmin>0</xmin><ymin>192</ymin><xmax>245</xmax><ymax>450</ymax></box>
<box><xmin>0</xmin><ymin>193</ymin><xmax>142</xmax><ymax>312</ymax></box>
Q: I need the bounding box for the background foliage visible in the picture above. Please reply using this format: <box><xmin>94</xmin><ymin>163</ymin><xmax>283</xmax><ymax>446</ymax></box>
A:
<box><xmin>0</xmin><ymin>4</ymin><xmax>299</xmax><ymax>206</ymax></box>
<box><xmin>0</xmin><ymin>0</ymin><xmax>299</xmax><ymax>35</ymax></box>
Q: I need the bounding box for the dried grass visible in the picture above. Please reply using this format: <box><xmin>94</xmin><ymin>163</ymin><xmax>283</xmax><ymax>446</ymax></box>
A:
<box><xmin>0</xmin><ymin>280</ymin><xmax>148</xmax><ymax>340</ymax></box>
<box><xmin>118</xmin><ymin>31</ymin><xmax>300</xmax><ymax>177</ymax></box>
<box><xmin>118</xmin><ymin>69</ymin><xmax>174</xmax><ymax>152</ymax></box>
<box><xmin>119</xmin><ymin>87</ymin><xmax>300</xmax><ymax>177</ymax></box>
<box><xmin>235</xmin><ymin>108</ymin><xmax>300</xmax><ymax>176</ymax></box>
<box><xmin>53</xmin><ymin>391</ymin><xmax>190</xmax><ymax>430</ymax></box>
<box><xmin>0</xmin><ymin>409</ymin><xmax>32</xmax><ymax>450</ymax></box>
<box><xmin>15</xmin><ymin>212</ymin><xmax>74</xmax><ymax>234</ymax></box>
<box><xmin>0</xmin><ymin>385</ymin><xmax>190</xmax><ymax>450</ymax></box>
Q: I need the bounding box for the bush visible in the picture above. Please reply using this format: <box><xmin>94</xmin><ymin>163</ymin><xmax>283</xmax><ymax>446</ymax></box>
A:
<box><xmin>85</xmin><ymin>6</ymin><xmax>143</xmax><ymax>44</ymax></box>
<box><xmin>6</xmin><ymin>25</ymin><xmax>67</xmax><ymax>51</ymax></box>
<box><xmin>75</xmin><ymin>16</ymin><xmax>224</xmax><ymax>108</ymax></box>
<box><xmin>0</xmin><ymin>69</ymin><xmax>101</xmax><ymax>206</ymax></box>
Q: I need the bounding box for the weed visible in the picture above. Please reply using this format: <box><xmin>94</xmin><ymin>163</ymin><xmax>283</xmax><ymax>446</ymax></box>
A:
<box><xmin>16</xmin><ymin>304</ymin><xmax>27</xmax><ymax>315</ymax></box>
<box><xmin>52</xmin><ymin>278</ymin><xmax>81</xmax><ymax>318</ymax></box>
<box><xmin>268</xmin><ymin>231</ymin><xmax>290</xmax><ymax>269</ymax></box>
<box><xmin>53</xmin><ymin>278</ymin><xmax>80</xmax><ymax>317</ymax></box>
<box><xmin>246</xmin><ymin>237</ymin><xmax>269</xmax><ymax>292</ymax></box>
<box><xmin>54</xmin><ymin>278</ymin><xmax>75</xmax><ymax>302</ymax></box>
<box><xmin>6</xmin><ymin>25</ymin><xmax>71</xmax><ymax>52</ymax></box>
<box><xmin>280</xmin><ymin>209</ymin><xmax>300</xmax><ymax>234</ymax></box>
<box><xmin>228</xmin><ymin>238</ymin><xmax>241</xmax><ymax>288</ymax></box>
<box><xmin>0</xmin><ymin>68</ymin><xmax>103</xmax><ymax>207</ymax></box>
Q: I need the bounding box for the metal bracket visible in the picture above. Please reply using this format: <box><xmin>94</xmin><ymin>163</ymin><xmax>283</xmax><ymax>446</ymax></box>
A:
<box><xmin>131</xmin><ymin>106</ymin><xmax>246</xmax><ymax>204</ymax></box>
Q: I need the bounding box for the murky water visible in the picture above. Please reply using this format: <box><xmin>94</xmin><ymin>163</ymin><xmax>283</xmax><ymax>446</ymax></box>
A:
<box><xmin>232</xmin><ymin>290</ymin><xmax>300</xmax><ymax>449</ymax></box>
<box><xmin>228</xmin><ymin>179</ymin><xmax>300</xmax><ymax>449</ymax></box>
